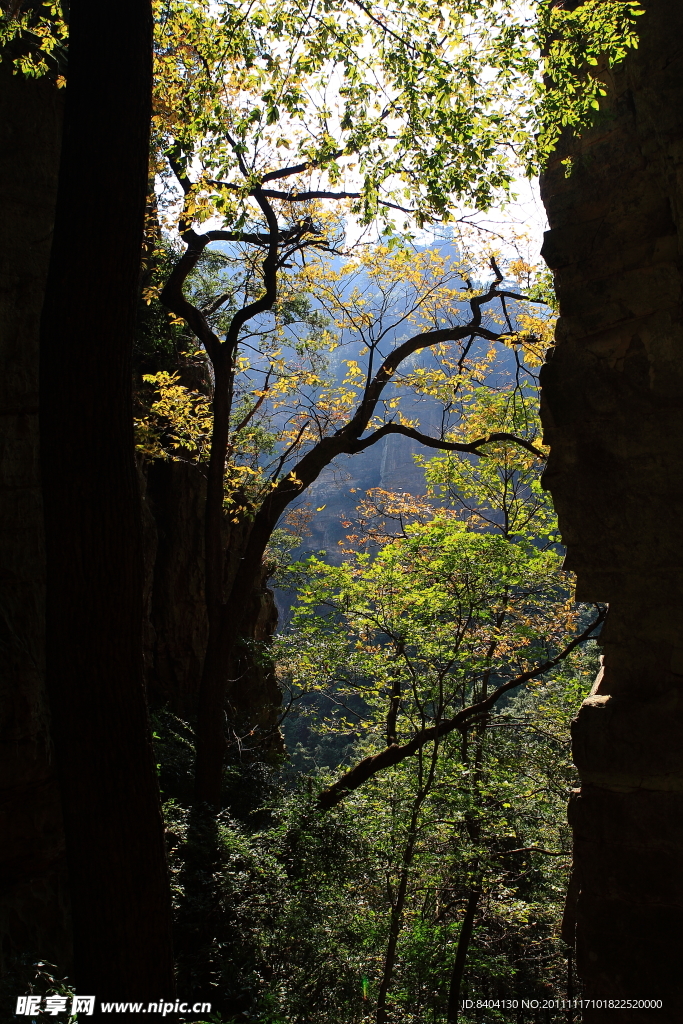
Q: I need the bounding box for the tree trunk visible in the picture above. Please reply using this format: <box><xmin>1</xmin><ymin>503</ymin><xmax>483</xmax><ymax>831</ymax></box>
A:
<box><xmin>446</xmin><ymin>886</ymin><xmax>480</xmax><ymax>1023</ymax></box>
<box><xmin>0</xmin><ymin>55</ymin><xmax>70</xmax><ymax>974</ymax></box>
<box><xmin>539</xmin><ymin>0</ymin><xmax>683</xmax><ymax>1017</ymax></box>
<box><xmin>376</xmin><ymin>746</ymin><xmax>439</xmax><ymax>1024</ymax></box>
<box><xmin>375</xmin><ymin>863</ymin><xmax>411</xmax><ymax>1024</ymax></box>
<box><xmin>39</xmin><ymin>0</ymin><xmax>175</xmax><ymax>1009</ymax></box>
<box><xmin>194</xmin><ymin>513</ymin><xmax>273</xmax><ymax>806</ymax></box>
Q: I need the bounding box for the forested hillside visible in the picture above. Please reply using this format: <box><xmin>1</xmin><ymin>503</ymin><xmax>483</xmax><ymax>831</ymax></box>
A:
<box><xmin>0</xmin><ymin>1</ymin><xmax>655</xmax><ymax>1021</ymax></box>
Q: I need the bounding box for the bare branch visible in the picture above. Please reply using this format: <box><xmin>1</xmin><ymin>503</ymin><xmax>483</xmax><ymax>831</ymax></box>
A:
<box><xmin>495</xmin><ymin>289</ymin><xmax>548</xmax><ymax>306</ymax></box>
<box><xmin>160</xmin><ymin>209</ymin><xmax>318</xmax><ymax>367</ymax></box>
<box><xmin>270</xmin><ymin>419</ymin><xmax>311</xmax><ymax>482</ymax></box>
<box><xmin>232</xmin><ymin>372</ymin><xmax>271</xmax><ymax>435</ymax></box>
<box><xmin>201</xmin><ymin>292</ymin><xmax>232</xmax><ymax>317</ymax></box>
<box><xmin>223</xmin><ymin>189</ymin><xmax>280</xmax><ymax>354</ymax></box>
<box><xmin>166</xmin><ymin>149</ymin><xmax>192</xmax><ymax>196</ymax></box>
<box><xmin>493</xmin><ymin>847</ymin><xmax>568</xmax><ymax>858</ymax></box>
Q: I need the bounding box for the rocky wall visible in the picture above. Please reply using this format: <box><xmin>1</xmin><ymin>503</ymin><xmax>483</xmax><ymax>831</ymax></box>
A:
<box><xmin>539</xmin><ymin>0</ymin><xmax>683</xmax><ymax>1016</ymax></box>
<box><xmin>0</xmin><ymin>61</ymin><xmax>70</xmax><ymax>973</ymax></box>
<box><xmin>141</xmin><ymin>453</ymin><xmax>283</xmax><ymax>759</ymax></box>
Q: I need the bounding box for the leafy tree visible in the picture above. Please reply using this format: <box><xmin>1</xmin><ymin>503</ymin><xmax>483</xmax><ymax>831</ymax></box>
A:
<box><xmin>141</xmin><ymin>344</ymin><xmax>603</xmax><ymax>1021</ymax></box>
<box><xmin>150</xmin><ymin>228</ymin><xmax>551</xmax><ymax>806</ymax></box>
<box><xmin>267</xmin><ymin>370</ymin><xmax>603</xmax><ymax>1020</ymax></box>
<box><xmin>158</xmin><ymin>642</ymin><xmax>599</xmax><ymax>1022</ymax></box>
<box><xmin>278</xmin><ymin>515</ymin><xmax>603</xmax><ymax>803</ymax></box>
<box><xmin>140</xmin><ymin>0</ymin><xmax>642</xmax><ymax>805</ymax></box>
<box><xmin>274</xmin><ymin>370</ymin><xmax>603</xmax><ymax>809</ymax></box>
<box><xmin>267</xmin><ymin>613</ymin><xmax>601</xmax><ymax>1024</ymax></box>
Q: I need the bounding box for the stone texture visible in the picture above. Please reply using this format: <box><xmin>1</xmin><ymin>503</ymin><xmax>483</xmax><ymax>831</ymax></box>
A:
<box><xmin>142</xmin><ymin>458</ymin><xmax>208</xmax><ymax>716</ymax></box>
<box><xmin>140</xmin><ymin>454</ymin><xmax>283</xmax><ymax>756</ymax></box>
<box><xmin>539</xmin><ymin>0</ymin><xmax>683</xmax><ymax>1016</ymax></box>
<box><xmin>226</xmin><ymin>571</ymin><xmax>285</xmax><ymax>759</ymax></box>
<box><xmin>0</xmin><ymin>61</ymin><xmax>70</xmax><ymax>972</ymax></box>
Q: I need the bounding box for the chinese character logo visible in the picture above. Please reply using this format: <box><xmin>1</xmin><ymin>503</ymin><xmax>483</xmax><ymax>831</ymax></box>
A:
<box><xmin>71</xmin><ymin>997</ymin><xmax>95</xmax><ymax>1015</ymax></box>
<box><xmin>16</xmin><ymin>994</ymin><xmax>95</xmax><ymax>1016</ymax></box>
<box><xmin>15</xmin><ymin>996</ymin><xmax>42</xmax><ymax>1016</ymax></box>
<box><xmin>44</xmin><ymin>997</ymin><xmax>69</xmax><ymax>1016</ymax></box>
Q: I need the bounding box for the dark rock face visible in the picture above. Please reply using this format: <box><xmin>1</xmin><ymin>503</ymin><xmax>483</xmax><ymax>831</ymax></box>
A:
<box><xmin>226</xmin><ymin>573</ymin><xmax>284</xmax><ymax>759</ymax></box>
<box><xmin>0</xmin><ymin>52</ymin><xmax>279</xmax><ymax>974</ymax></box>
<box><xmin>539</xmin><ymin>0</ymin><xmax>683</xmax><ymax>1015</ymax></box>
<box><xmin>0</xmin><ymin>63</ymin><xmax>70</xmax><ymax>972</ymax></box>
<box><xmin>141</xmin><ymin>456</ymin><xmax>283</xmax><ymax>757</ymax></box>
<box><xmin>142</xmin><ymin>459</ymin><xmax>209</xmax><ymax>716</ymax></box>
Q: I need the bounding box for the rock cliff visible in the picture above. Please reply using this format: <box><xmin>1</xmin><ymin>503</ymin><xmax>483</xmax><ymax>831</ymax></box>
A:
<box><xmin>0</xmin><ymin>59</ymin><xmax>70</xmax><ymax>975</ymax></box>
<box><xmin>140</xmin><ymin>452</ymin><xmax>283</xmax><ymax>759</ymax></box>
<box><xmin>539</xmin><ymin>0</ymin><xmax>683</xmax><ymax>1014</ymax></box>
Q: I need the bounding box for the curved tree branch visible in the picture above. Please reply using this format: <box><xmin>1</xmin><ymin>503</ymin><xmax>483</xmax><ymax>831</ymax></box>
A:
<box><xmin>348</xmin><ymin>423</ymin><xmax>546</xmax><ymax>459</ymax></box>
<box><xmin>316</xmin><ymin>607</ymin><xmax>607</xmax><ymax>811</ymax></box>
<box><xmin>159</xmin><ymin>230</ymin><xmax>223</xmax><ymax>364</ymax></box>
<box><xmin>221</xmin><ymin>262</ymin><xmax>546</xmax><ymax>615</ymax></box>
<box><xmin>160</xmin><ymin>209</ymin><xmax>319</xmax><ymax>367</ymax></box>
<box><xmin>209</xmin><ymin>179</ymin><xmax>418</xmax><ymax>215</ymax></box>
<box><xmin>247</xmin><ymin>262</ymin><xmax>511</xmax><ymax>530</ymax></box>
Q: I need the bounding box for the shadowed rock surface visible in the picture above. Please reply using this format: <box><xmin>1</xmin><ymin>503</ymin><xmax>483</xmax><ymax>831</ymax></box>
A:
<box><xmin>141</xmin><ymin>454</ymin><xmax>283</xmax><ymax>759</ymax></box>
<box><xmin>0</xmin><ymin>59</ymin><xmax>70</xmax><ymax>975</ymax></box>
<box><xmin>540</xmin><ymin>0</ymin><xmax>683</xmax><ymax>1015</ymax></box>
